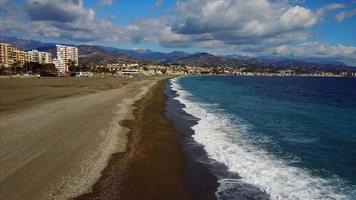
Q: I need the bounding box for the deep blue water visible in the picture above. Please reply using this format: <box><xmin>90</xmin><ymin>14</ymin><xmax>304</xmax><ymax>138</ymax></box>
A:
<box><xmin>170</xmin><ymin>76</ymin><xmax>356</xmax><ymax>200</ymax></box>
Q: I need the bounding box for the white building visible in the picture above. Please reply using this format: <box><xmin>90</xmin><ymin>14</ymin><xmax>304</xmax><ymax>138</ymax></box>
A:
<box><xmin>54</xmin><ymin>45</ymin><xmax>78</xmax><ymax>74</ymax></box>
<box><xmin>39</xmin><ymin>51</ymin><xmax>52</xmax><ymax>64</ymax></box>
<box><xmin>26</xmin><ymin>50</ymin><xmax>39</xmax><ymax>63</ymax></box>
<box><xmin>53</xmin><ymin>58</ymin><xmax>62</xmax><ymax>71</ymax></box>
<box><xmin>26</xmin><ymin>50</ymin><xmax>52</xmax><ymax>64</ymax></box>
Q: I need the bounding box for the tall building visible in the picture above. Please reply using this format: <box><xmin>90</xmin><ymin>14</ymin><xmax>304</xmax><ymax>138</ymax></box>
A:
<box><xmin>54</xmin><ymin>45</ymin><xmax>78</xmax><ymax>74</ymax></box>
<box><xmin>0</xmin><ymin>43</ymin><xmax>26</xmax><ymax>67</ymax></box>
<box><xmin>0</xmin><ymin>43</ymin><xmax>10</xmax><ymax>67</ymax></box>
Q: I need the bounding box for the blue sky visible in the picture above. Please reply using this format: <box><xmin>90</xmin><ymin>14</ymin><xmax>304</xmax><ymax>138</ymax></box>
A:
<box><xmin>0</xmin><ymin>0</ymin><xmax>355</xmax><ymax>65</ymax></box>
<box><xmin>91</xmin><ymin>0</ymin><xmax>356</xmax><ymax>47</ymax></box>
<box><xmin>305</xmin><ymin>0</ymin><xmax>356</xmax><ymax>45</ymax></box>
<box><xmin>92</xmin><ymin>0</ymin><xmax>177</xmax><ymax>26</ymax></box>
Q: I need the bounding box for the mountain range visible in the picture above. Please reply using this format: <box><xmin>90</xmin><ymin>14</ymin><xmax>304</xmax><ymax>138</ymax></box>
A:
<box><xmin>0</xmin><ymin>35</ymin><xmax>354</xmax><ymax>72</ymax></box>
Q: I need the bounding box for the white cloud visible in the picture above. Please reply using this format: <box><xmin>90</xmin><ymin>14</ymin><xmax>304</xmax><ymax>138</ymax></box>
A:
<box><xmin>272</xmin><ymin>42</ymin><xmax>356</xmax><ymax>66</ymax></box>
<box><xmin>0</xmin><ymin>0</ymin><xmax>355</xmax><ymax>65</ymax></box>
<box><xmin>293</xmin><ymin>42</ymin><xmax>356</xmax><ymax>59</ymax></box>
<box><xmin>151</xmin><ymin>0</ymin><xmax>164</xmax><ymax>10</ymax></box>
<box><xmin>275</xmin><ymin>45</ymin><xmax>289</xmax><ymax>55</ymax></box>
<box><xmin>169</xmin><ymin>0</ymin><xmax>320</xmax><ymax>49</ymax></box>
<box><xmin>335</xmin><ymin>8</ymin><xmax>356</xmax><ymax>22</ymax></box>
<box><xmin>26</xmin><ymin>0</ymin><xmax>94</xmax><ymax>23</ymax></box>
<box><xmin>280</xmin><ymin>6</ymin><xmax>317</xmax><ymax>29</ymax></box>
<box><xmin>316</xmin><ymin>3</ymin><xmax>345</xmax><ymax>17</ymax></box>
<box><xmin>99</xmin><ymin>0</ymin><xmax>113</xmax><ymax>7</ymax></box>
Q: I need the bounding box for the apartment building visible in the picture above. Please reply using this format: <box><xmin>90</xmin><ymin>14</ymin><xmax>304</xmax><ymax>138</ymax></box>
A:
<box><xmin>7</xmin><ymin>46</ymin><xmax>18</xmax><ymax>65</ymax></box>
<box><xmin>39</xmin><ymin>51</ymin><xmax>52</xmax><ymax>64</ymax></box>
<box><xmin>54</xmin><ymin>44</ymin><xmax>78</xmax><ymax>73</ymax></box>
<box><xmin>0</xmin><ymin>43</ymin><xmax>9</xmax><ymax>66</ymax></box>
<box><xmin>16</xmin><ymin>50</ymin><xmax>27</xmax><ymax>66</ymax></box>
<box><xmin>27</xmin><ymin>50</ymin><xmax>52</xmax><ymax>64</ymax></box>
<box><xmin>0</xmin><ymin>43</ymin><xmax>25</xmax><ymax>67</ymax></box>
<box><xmin>26</xmin><ymin>50</ymin><xmax>39</xmax><ymax>63</ymax></box>
<box><xmin>1</xmin><ymin>42</ymin><xmax>54</xmax><ymax>68</ymax></box>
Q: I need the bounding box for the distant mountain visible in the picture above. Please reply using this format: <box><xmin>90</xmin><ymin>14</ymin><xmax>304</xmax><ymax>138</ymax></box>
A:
<box><xmin>270</xmin><ymin>60</ymin><xmax>356</xmax><ymax>72</ymax></box>
<box><xmin>77</xmin><ymin>45</ymin><xmax>142</xmax><ymax>65</ymax></box>
<box><xmin>84</xmin><ymin>46</ymin><xmax>192</xmax><ymax>63</ymax></box>
<box><xmin>104</xmin><ymin>48</ymin><xmax>191</xmax><ymax>62</ymax></box>
<box><xmin>256</xmin><ymin>56</ymin><xmax>345</xmax><ymax>66</ymax></box>
<box><xmin>0</xmin><ymin>35</ymin><xmax>354</xmax><ymax>70</ymax></box>
<box><xmin>34</xmin><ymin>45</ymin><xmax>148</xmax><ymax>65</ymax></box>
<box><xmin>172</xmin><ymin>52</ymin><xmax>263</xmax><ymax>68</ymax></box>
<box><xmin>0</xmin><ymin>35</ymin><xmax>55</xmax><ymax>50</ymax></box>
<box><xmin>226</xmin><ymin>55</ymin><xmax>346</xmax><ymax>66</ymax></box>
<box><xmin>226</xmin><ymin>54</ymin><xmax>253</xmax><ymax>61</ymax></box>
<box><xmin>173</xmin><ymin>53</ymin><xmax>356</xmax><ymax>72</ymax></box>
<box><xmin>36</xmin><ymin>46</ymin><xmax>57</xmax><ymax>57</ymax></box>
<box><xmin>295</xmin><ymin>57</ymin><xmax>345</xmax><ymax>66</ymax></box>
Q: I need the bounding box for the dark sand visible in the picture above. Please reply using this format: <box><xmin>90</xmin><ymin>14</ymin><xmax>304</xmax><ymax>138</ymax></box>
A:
<box><xmin>75</xmin><ymin>79</ymin><xmax>193</xmax><ymax>200</ymax></box>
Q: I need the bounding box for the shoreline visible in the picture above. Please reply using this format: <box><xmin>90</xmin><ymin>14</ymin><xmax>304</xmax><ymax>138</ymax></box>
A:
<box><xmin>168</xmin><ymin>77</ymin><xmax>271</xmax><ymax>200</ymax></box>
<box><xmin>1</xmin><ymin>76</ymin><xmax>220</xmax><ymax>200</ymax></box>
<box><xmin>165</xmin><ymin>78</ymin><xmax>219</xmax><ymax>200</ymax></box>
<box><xmin>75</xmin><ymin>78</ymin><xmax>193</xmax><ymax>199</ymax></box>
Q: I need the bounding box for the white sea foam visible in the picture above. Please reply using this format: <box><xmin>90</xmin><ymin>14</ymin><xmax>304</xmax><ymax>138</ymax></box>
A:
<box><xmin>170</xmin><ymin>78</ymin><xmax>353</xmax><ymax>200</ymax></box>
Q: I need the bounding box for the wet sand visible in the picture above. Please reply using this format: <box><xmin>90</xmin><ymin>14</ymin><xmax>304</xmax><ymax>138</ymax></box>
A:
<box><xmin>75</xmin><ymin>79</ymin><xmax>193</xmax><ymax>200</ymax></box>
<box><xmin>0</xmin><ymin>76</ymin><xmax>165</xmax><ymax>199</ymax></box>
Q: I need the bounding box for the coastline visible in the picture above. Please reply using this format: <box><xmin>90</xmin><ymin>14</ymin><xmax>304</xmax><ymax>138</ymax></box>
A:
<box><xmin>1</xmin><ymin>76</ymin><xmax>220</xmax><ymax>200</ymax></box>
<box><xmin>165</xmin><ymin>78</ymin><xmax>219</xmax><ymax>200</ymax></box>
<box><xmin>75</xmin><ymin>78</ymin><xmax>194</xmax><ymax>199</ymax></box>
<box><xmin>168</xmin><ymin>76</ymin><xmax>271</xmax><ymax>200</ymax></box>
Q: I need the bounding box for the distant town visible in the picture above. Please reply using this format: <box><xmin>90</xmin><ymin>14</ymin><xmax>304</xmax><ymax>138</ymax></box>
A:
<box><xmin>1</xmin><ymin>42</ymin><xmax>355</xmax><ymax>78</ymax></box>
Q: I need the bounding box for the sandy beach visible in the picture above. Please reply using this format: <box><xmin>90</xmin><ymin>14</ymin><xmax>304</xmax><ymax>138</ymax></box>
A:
<box><xmin>75</xmin><ymin>78</ymin><xmax>193</xmax><ymax>200</ymax></box>
<box><xmin>0</xmin><ymin>76</ymin><xmax>170</xmax><ymax>199</ymax></box>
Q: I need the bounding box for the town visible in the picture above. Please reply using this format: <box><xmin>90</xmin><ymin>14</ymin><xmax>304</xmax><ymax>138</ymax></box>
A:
<box><xmin>1</xmin><ymin>42</ymin><xmax>355</xmax><ymax>78</ymax></box>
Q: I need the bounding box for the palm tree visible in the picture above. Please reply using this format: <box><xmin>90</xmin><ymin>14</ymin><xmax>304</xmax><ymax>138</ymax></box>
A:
<box><xmin>68</xmin><ymin>59</ymin><xmax>77</xmax><ymax>76</ymax></box>
<box><xmin>11</xmin><ymin>61</ymin><xmax>22</xmax><ymax>75</ymax></box>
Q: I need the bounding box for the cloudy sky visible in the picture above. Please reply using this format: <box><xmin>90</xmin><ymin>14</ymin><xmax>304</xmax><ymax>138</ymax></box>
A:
<box><xmin>0</xmin><ymin>0</ymin><xmax>355</xmax><ymax>65</ymax></box>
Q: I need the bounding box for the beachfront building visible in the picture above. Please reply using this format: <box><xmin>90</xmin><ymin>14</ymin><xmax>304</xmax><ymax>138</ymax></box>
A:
<box><xmin>1</xmin><ymin>43</ymin><xmax>53</xmax><ymax>67</ymax></box>
<box><xmin>26</xmin><ymin>50</ymin><xmax>53</xmax><ymax>64</ymax></box>
<box><xmin>7</xmin><ymin>46</ymin><xmax>18</xmax><ymax>66</ymax></box>
<box><xmin>39</xmin><ymin>51</ymin><xmax>53</xmax><ymax>64</ymax></box>
<box><xmin>26</xmin><ymin>50</ymin><xmax>39</xmax><ymax>63</ymax></box>
<box><xmin>54</xmin><ymin>44</ymin><xmax>78</xmax><ymax>74</ymax></box>
<box><xmin>0</xmin><ymin>43</ymin><xmax>27</xmax><ymax>67</ymax></box>
<box><xmin>0</xmin><ymin>43</ymin><xmax>10</xmax><ymax>66</ymax></box>
<box><xmin>16</xmin><ymin>50</ymin><xmax>27</xmax><ymax>66</ymax></box>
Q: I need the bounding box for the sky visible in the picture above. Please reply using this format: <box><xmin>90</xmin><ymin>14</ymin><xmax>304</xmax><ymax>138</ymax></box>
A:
<box><xmin>0</xmin><ymin>0</ymin><xmax>355</xmax><ymax>65</ymax></box>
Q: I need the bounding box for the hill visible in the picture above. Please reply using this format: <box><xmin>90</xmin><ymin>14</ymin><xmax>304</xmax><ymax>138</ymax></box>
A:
<box><xmin>0</xmin><ymin>35</ymin><xmax>54</xmax><ymax>50</ymax></box>
<box><xmin>1</xmin><ymin>35</ymin><xmax>354</xmax><ymax>71</ymax></box>
<box><xmin>78</xmin><ymin>45</ymin><xmax>140</xmax><ymax>65</ymax></box>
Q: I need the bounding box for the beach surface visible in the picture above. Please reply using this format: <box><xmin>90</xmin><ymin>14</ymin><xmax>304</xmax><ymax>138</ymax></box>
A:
<box><xmin>75</xmin><ymin>78</ymin><xmax>193</xmax><ymax>200</ymax></box>
<box><xmin>0</xmin><ymin>76</ymin><xmax>168</xmax><ymax>199</ymax></box>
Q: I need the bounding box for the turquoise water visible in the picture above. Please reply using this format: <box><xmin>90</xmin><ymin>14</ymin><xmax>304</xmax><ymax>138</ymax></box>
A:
<box><xmin>171</xmin><ymin>76</ymin><xmax>356</xmax><ymax>199</ymax></box>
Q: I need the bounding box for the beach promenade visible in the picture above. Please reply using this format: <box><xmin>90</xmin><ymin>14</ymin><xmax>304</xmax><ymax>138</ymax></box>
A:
<box><xmin>0</xmin><ymin>76</ymin><xmax>167</xmax><ymax>199</ymax></box>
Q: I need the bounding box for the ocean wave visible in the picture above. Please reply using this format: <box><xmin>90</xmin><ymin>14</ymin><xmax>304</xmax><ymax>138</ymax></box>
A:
<box><xmin>170</xmin><ymin>78</ymin><xmax>354</xmax><ymax>200</ymax></box>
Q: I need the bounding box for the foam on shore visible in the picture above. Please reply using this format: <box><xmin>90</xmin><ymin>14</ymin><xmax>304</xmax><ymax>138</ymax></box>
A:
<box><xmin>170</xmin><ymin>77</ymin><xmax>354</xmax><ymax>200</ymax></box>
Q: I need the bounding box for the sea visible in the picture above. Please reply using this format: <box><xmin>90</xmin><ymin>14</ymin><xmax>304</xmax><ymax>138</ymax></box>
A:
<box><xmin>165</xmin><ymin>76</ymin><xmax>356</xmax><ymax>200</ymax></box>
